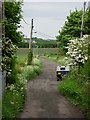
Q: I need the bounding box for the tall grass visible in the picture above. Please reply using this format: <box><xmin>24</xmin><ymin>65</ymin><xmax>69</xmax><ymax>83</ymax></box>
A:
<box><xmin>44</xmin><ymin>54</ymin><xmax>66</xmax><ymax>65</ymax></box>
<box><xmin>0</xmin><ymin>100</ymin><xmax>2</xmax><ymax>120</ymax></box>
<box><xmin>58</xmin><ymin>61</ymin><xmax>90</xmax><ymax>119</ymax></box>
<box><xmin>2</xmin><ymin>52</ymin><xmax>41</xmax><ymax>119</ymax></box>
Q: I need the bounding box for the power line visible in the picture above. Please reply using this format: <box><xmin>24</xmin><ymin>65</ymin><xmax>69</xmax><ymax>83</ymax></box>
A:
<box><xmin>33</xmin><ymin>29</ymin><xmax>55</xmax><ymax>39</ymax></box>
<box><xmin>22</xmin><ymin>17</ymin><xmax>30</xmax><ymax>26</ymax></box>
<box><xmin>21</xmin><ymin>18</ymin><xmax>55</xmax><ymax>39</ymax></box>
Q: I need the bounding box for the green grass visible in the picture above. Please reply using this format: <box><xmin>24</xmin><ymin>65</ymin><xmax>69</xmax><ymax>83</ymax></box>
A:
<box><xmin>44</xmin><ymin>54</ymin><xmax>66</xmax><ymax>65</ymax></box>
<box><xmin>58</xmin><ymin>62</ymin><xmax>90</xmax><ymax>120</ymax></box>
<box><xmin>17</xmin><ymin>48</ymin><xmax>59</xmax><ymax>56</ymax></box>
<box><xmin>2</xmin><ymin>89</ymin><xmax>25</xmax><ymax>119</ymax></box>
<box><xmin>0</xmin><ymin>100</ymin><xmax>2</xmax><ymax>120</ymax></box>
<box><xmin>2</xmin><ymin>54</ymin><xmax>42</xmax><ymax>119</ymax></box>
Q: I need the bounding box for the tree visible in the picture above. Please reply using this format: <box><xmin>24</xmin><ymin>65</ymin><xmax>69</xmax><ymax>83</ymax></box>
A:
<box><xmin>65</xmin><ymin>35</ymin><xmax>89</xmax><ymax>73</ymax></box>
<box><xmin>56</xmin><ymin>9</ymin><xmax>90</xmax><ymax>51</ymax></box>
<box><xmin>2</xmin><ymin>1</ymin><xmax>23</xmax><ymax>84</ymax></box>
<box><xmin>4</xmin><ymin>1</ymin><xmax>23</xmax><ymax>45</ymax></box>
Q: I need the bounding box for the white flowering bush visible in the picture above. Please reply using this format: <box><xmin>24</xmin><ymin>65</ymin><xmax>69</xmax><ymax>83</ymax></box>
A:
<box><xmin>66</xmin><ymin>35</ymin><xmax>89</xmax><ymax>69</ymax></box>
<box><xmin>1</xmin><ymin>36</ymin><xmax>18</xmax><ymax>84</ymax></box>
<box><xmin>2</xmin><ymin>36</ymin><xmax>17</xmax><ymax>71</ymax></box>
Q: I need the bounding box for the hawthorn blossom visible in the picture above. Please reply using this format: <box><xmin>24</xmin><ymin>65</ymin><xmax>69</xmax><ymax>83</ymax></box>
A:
<box><xmin>1</xmin><ymin>37</ymin><xmax>17</xmax><ymax>76</ymax></box>
<box><xmin>66</xmin><ymin>35</ymin><xmax>89</xmax><ymax>66</ymax></box>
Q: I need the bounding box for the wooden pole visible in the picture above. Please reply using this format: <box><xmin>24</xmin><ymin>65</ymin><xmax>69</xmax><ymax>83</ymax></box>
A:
<box><xmin>80</xmin><ymin>1</ymin><xmax>86</xmax><ymax>38</ymax></box>
<box><xmin>28</xmin><ymin>19</ymin><xmax>33</xmax><ymax>65</ymax></box>
<box><xmin>29</xmin><ymin>19</ymin><xmax>33</xmax><ymax>49</ymax></box>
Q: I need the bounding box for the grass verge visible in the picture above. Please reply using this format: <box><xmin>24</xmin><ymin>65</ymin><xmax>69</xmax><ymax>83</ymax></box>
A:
<box><xmin>2</xmin><ymin>56</ymin><xmax>42</xmax><ymax>119</ymax></box>
<box><xmin>58</xmin><ymin>64</ymin><xmax>90</xmax><ymax>120</ymax></box>
<box><xmin>43</xmin><ymin>54</ymin><xmax>66</xmax><ymax>65</ymax></box>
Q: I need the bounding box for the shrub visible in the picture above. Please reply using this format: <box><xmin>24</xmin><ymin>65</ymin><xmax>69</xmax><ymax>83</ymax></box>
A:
<box><xmin>2</xmin><ymin>36</ymin><xmax>18</xmax><ymax>85</ymax></box>
<box><xmin>33</xmin><ymin>65</ymin><xmax>41</xmax><ymax>75</ymax></box>
<box><xmin>15</xmin><ymin>65</ymin><xmax>24</xmax><ymax>74</ymax></box>
<box><xmin>2</xmin><ymin>86</ymin><xmax>25</xmax><ymax>119</ymax></box>
<box><xmin>2</xmin><ymin>57</ymin><xmax>41</xmax><ymax>119</ymax></box>
<box><xmin>58</xmin><ymin>66</ymin><xmax>90</xmax><ymax>119</ymax></box>
<box><xmin>22</xmin><ymin>65</ymin><xmax>37</xmax><ymax>80</ymax></box>
<box><xmin>32</xmin><ymin>58</ymin><xmax>41</xmax><ymax>66</ymax></box>
<box><xmin>6</xmin><ymin>56</ymin><xmax>18</xmax><ymax>84</ymax></box>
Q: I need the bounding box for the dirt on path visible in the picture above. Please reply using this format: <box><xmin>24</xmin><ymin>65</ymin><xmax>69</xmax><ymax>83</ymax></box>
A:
<box><xmin>19</xmin><ymin>57</ymin><xmax>85</xmax><ymax>119</ymax></box>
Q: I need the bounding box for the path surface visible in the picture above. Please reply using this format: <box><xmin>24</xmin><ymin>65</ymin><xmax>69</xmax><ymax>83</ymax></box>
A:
<box><xmin>20</xmin><ymin>57</ymin><xmax>85</xmax><ymax>119</ymax></box>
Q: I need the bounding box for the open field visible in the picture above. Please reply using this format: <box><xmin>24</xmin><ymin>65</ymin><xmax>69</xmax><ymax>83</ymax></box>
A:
<box><xmin>16</xmin><ymin>48</ymin><xmax>60</xmax><ymax>56</ymax></box>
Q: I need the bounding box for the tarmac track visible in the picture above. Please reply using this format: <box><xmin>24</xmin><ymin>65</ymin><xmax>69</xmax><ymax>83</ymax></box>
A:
<box><xmin>19</xmin><ymin>57</ymin><xmax>85</xmax><ymax>119</ymax></box>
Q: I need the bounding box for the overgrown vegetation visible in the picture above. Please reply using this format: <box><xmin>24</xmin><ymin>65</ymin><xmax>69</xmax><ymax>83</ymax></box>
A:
<box><xmin>58</xmin><ymin>60</ymin><xmax>90</xmax><ymax>119</ymax></box>
<box><xmin>2</xmin><ymin>1</ymin><xmax>23</xmax><ymax>85</ymax></box>
<box><xmin>2</xmin><ymin>56</ymin><xmax>41</xmax><ymax>119</ymax></box>
<box><xmin>4</xmin><ymin>1</ymin><xmax>23</xmax><ymax>45</ymax></box>
<box><xmin>58</xmin><ymin>35</ymin><xmax>90</xmax><ymax>119</ymax></box>
<box><xmin>44</xmin><ymin>54</ymin><xmax>66</xmax><ymax>65</ymax></box>
<box><xmin>2</xmin><ymin>36</ymin><xmax>18</xmax><ymax>85</ymax></box>
<box><xmin>56</xmin><ymin>7</ymin><xmax>90</xmax><ymax>52</ymax></box>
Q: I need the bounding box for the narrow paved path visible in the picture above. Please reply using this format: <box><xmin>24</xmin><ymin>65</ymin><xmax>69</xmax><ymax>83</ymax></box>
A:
<box><xmin>20</xmin><ymin>57</ymin><xmax>85</xmax><ymax>119</ymax></box>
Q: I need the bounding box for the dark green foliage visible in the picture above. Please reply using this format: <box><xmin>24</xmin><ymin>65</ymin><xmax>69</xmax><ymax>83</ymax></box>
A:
<box><xmin>2</xmin><ymin>1</ymin><xmax>23</xmax><ymax>84</ymax></box>
<box><xmin>4</xmin><ymin>1</ymin><xmax>23</xmax><ymax>45</ymax></box>
<box><xmin>2</xmin><ymin>88</ymin><xmax>25</xmax><ymax>119</ymax></box>
<box><xmin>34</xmin><ymin>39</ymin><xmax>57</xmax><ymax>48</ymax></box>
<box><xmin>18</xmin><ymin>41</ymin><xmax>29</xmax><ymax>48</ymax></box>
<box><xmin>19</xmin><ymin>37</ymin><xmax>57</xmax><ymax>48</ymax></box>
<box><xmin>56</xmin><ymin>9</ymin><xmax>90</xmax><ymax>52</ymax></box>
<box><xmin>6</xmin><ymin>56</ymin><xmax>18</xmax><ymax>85</ymax></box>
<box><xmin>58</xmin><ymin>61</ymin><xmax>90</xmax><ymax>119</ymax></box>
<box><xmin>84</xmin><ymin>8</ymin><xmax>90</xmax><ymax>35</ymax></box>
<box><xmin>2</xmin><ymin>56</ymin><xmax>41</xmax><ymax>119</ymax></box>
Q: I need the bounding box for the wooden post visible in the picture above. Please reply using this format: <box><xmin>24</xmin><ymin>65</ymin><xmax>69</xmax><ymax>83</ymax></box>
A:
<box><xmin>80</xmin><ymin>1</ymin><xmax>86</xmax><ymax>38</ymax></box>
<box><xmin>29</xmin><ymin>19</ymin><xmax>33</xmax><ymax>49</ymax></box>
<box><xmin>28</xmin><ymin>19</ymin><xmax>34</xmax><ymax>65</ymax></box>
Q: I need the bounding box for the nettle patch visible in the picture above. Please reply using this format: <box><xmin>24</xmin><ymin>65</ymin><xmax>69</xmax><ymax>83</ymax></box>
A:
<box><xmin>65</xmin><ymin>35</ymin><xmax>90</xmax><ymax>72</ymax></box>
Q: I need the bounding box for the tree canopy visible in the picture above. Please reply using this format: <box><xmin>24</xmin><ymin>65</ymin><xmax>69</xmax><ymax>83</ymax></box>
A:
<box><xmin>56</xmin><ymin>8</ymin><xmax>90</xmax><ymax>51</ymax></box>
<box><xmin>19</xmin><ymin>37</ymin><xmax>57</xmax><ymax>48</ymax></box>
<box><xmin>2</xmin><ymin>1</ymin><xmax>23</xmax><ymax>84</ymax></box>
<box><xmin>4</xmin><ymin>1</ymin><xmax>23</xmax><ymax>45</ymax></box>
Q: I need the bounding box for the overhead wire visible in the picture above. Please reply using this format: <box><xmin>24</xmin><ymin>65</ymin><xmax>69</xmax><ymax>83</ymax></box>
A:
<box><xmin>21</xmin><ymin>18</ymin><xmax>55</xmax><ymax>39</ymax></box>
<box><xmin>33</xmin><ymin>29</ymin><xmax>55</xmax><ymax>40</ymax></box>
<box><xmin>22</xmin><ymin>17</ymin><xmax>30</xmax><ymax>26</ymax></box>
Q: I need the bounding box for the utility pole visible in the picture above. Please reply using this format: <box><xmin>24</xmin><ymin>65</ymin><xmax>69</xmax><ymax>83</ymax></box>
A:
<box><xmin>29</xmin><ymin>19</ymin><xmax>33</xmax><ymax>49</ymax></box>
<box><xmin>80</xmin><ymin>1</ymin><xmax>86</xmax><ymax>38</ymax></box>
<box><xmin>28</xmin><ymin>19</ymin><xmax>34</xmax><ymax>65</ymax></box>
<box><xmin>87</xmin><ymin>1</ymin><xmax>90</xmax><ymax>80</ymax></box>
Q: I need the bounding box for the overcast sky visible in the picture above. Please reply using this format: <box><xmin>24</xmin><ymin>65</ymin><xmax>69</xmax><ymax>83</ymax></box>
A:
<box><xmin>18</xmin><ymin>1</ymin><xmax>89</xmax><ymax>39</ymax></box>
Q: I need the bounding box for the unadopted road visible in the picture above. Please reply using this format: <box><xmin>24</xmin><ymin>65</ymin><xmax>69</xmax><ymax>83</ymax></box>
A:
<box><xmin>19</xmin><ymin>57</ymin><xmax>86</xmax><ymax>119</ymax></box>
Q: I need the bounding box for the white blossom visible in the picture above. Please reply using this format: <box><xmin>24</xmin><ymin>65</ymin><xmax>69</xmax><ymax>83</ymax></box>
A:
<box><xmin>65</xmin><ymin>35</ymin><xmax>89</xmax><ymax>66</ymax></box>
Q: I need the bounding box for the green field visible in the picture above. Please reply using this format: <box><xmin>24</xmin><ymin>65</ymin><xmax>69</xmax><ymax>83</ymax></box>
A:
<box><xmin>16</xmin><ymin>48</ymin><xmax>60</xmax><ymax>56</ymax></box>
